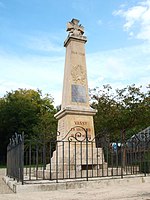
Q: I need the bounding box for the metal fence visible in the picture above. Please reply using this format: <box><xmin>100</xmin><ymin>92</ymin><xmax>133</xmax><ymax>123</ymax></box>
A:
<box><xmin>7</xmin><ymin>127</ymin><xmax>150</xmax><ymax>185</ymax></box>
<box><xmin>7</xmin><ymin>133</ymin><xmax>24</xmax><ymax>184</ymax></box>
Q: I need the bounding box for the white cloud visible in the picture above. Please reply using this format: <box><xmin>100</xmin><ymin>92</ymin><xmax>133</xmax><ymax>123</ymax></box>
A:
<box><xmin>0</xmin><ymin>51</ymin><xmax>64</xmax><ymax>106</ymax></box>
<box><xmin>113</xmin><ymin>0</ymin><xmax>150</xmax><ymax>41</ymax></box>
<box><xmin>0</xmin><ymin>43</ymin><xmax>150</xmax><ymax>106</ymax></box>
<box><xmin>87</xmin><ymin>43</ymin><xmax>150</xmax><ymax>90</ymax></box>
<box><xmin>7</xmin><ymin>30</ymin><xmax>65</xmax><ymax>54</ymax></box>
<box><xmin>0</xmin><ymin>80</ymin><xmax>34</xmax><ymax>95</ymax></box>
<box><xmin>26</xmin><ymin>36</ymin><xmax>63</xmax><ymax>52</ymax></box>
<box><xmin>137</xmin><ymin>25</ymin><xmax>150</xmax><ymax>40</ymax></box>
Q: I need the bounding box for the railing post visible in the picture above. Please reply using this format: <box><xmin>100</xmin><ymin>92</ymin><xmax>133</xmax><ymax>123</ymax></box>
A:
<box><xmin>144</xmin><ymin>133</ymin><xmax>147</xmax><ymax>177</ymax></box>
<box><xmin>86</xmin><ymin>129</ymin><xmax>88</xmax><ymax>181</ymax></box>
<box><xmin>49</xmin><ymin>142</ymin><xmax>52</xmax><ymax>180</ymax></box>
<box><xmin>42</xmin><ymin>141</ymin><xmax>46</xmax><ymax>179</ymax></box>
<box><xmin>121</xmin><ymin>129</ymin><xmax>126</xmax><ymax>179</ymax></box>
<box><xmin>20</xmin><ymin>132</ymin><xmax>24</xmax><ymax>185</ymax></box>
<box><xmin>56</xmin><ymin>142</ymin><xmax>58</xmax><ymax>183</ymax></box>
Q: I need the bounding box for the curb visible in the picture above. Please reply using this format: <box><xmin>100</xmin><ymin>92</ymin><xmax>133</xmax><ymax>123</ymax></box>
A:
<box><xmin>3</xmin><ymin>175</ymin><xmax>150</xmax><ymax>193</ymax></box>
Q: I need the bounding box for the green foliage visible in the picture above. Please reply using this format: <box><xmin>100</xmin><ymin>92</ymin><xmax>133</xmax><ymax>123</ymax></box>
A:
<box><xmin>32</xmin><ymin>93</ymin><xmax>57</xmax><ymax>142</ymax></box>
<box><xmin>0</xmin><ymin>89</ymin><xmax>57</xmax><ymax>164</ymax></box>
<box><xmin>90</xmin><ymin>84</ymin><xmax>150</xmax><ymax>141</ymax></box>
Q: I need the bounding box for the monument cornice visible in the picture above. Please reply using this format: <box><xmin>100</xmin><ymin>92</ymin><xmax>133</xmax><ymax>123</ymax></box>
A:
<box><xmin>64</xmin><ymin>35</ymin><xmax>87</xmax><ymax>47</ymax></box>
<box><xmin>54</xmin><ymin>106</ymin><xmax>97</xmax><ymax>120</ymax></box>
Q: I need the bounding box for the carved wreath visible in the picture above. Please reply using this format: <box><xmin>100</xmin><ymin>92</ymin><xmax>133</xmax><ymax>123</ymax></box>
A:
<box><xmin>71</xmin><ymin>65</ymin><xmax>86</xmax><ymax>85</ymax></box>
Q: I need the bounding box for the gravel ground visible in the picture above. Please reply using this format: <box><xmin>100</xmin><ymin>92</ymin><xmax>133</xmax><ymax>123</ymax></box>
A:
<box><xmin>1</xmin><ymin>169</ymin><xmax>150</xmax><ymax>200</ymax></box>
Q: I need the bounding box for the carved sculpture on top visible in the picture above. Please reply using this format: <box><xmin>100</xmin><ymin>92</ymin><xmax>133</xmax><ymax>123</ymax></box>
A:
<box><xmin>67</xmin><ymin>18</ymin><xmax>84</xmax><ymax>37</ymax></box>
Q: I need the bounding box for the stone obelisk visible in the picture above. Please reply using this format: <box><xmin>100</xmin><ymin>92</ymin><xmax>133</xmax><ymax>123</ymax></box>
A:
<box><xmin>55</xmin><ymin>18</ymin><xmax>97</xmax><ymax>139</ymax></box>
<box><xmin>45</xmin><ymin>19</ymin><xmax>104</xmax><ymax>178</ymax></box>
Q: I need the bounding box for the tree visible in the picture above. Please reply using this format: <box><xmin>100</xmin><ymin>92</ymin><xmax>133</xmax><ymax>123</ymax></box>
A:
<box><xmin>90</xmin><ymin>84</ymin><xmax>150</xmax><ymax>141</ymax></box>
<box><xmin>0</xmin><ymin>89</ymin><xmax>57</xmax><ymax>164</ymax></box>
<box><xmin>32</xmin><ymin>93</ymin><xmax>57</xmax><ymax>142</ymax></box>
<box><xmin>90</xmin><ymin>85</ymin><xmax>118</xmax><ymax>138</ymax></box>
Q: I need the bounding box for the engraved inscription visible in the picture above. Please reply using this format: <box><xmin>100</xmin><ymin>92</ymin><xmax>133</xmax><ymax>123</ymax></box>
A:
<box><xmin>71</xmin><ymin>125</ymin><xmax>91</xmax><ymax>139</ymax></box>
<box><xmin>71</xmin><ymin>51</ymin><xmax>85</xmax><ymax>56</ymax></box>
<box><xmin>69</xmin><ymin>121</ymin><xmax>92</xmax><ymax>140</ymax></box>
<box><xmin>72</xmin><ymin>84</ymin><xmax>87</xmax><ymax>103</ymax></box>
<box><xmin>74</xmin><ymin>121</ymin><xmax>87</xmax><ymax>125</ymax></box>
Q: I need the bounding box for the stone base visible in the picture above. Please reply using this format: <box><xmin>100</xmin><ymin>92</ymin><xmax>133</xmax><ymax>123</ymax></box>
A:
<box><xmin>36</xmin><ymin>146</ymin><xmax>108</xmax><ymax>180</ymax></box>
<box><xmin>38</xmin><ymin>162</ymin><xmax>108</xmax><ymax>180</ymax></box>
<box><xmin>46</xmin><ymin>146</ymin><xmax>104</xmax><ymax>172</ymax></box>
<box><xmin>36</xmin><ymin>165</ymin><xmax>141</xmax><ymax>180</ymax></box>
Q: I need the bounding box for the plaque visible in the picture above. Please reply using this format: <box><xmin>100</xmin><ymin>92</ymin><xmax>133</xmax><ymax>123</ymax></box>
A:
<box><xmin>72</xmin><ymin>84</ymin><xmax>87</xmax><ymax>103</ymax></box>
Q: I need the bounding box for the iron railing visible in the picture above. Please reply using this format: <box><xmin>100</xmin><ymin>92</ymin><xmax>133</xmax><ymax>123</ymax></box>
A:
<box><xmin>7</xmin><ymin>127</ymin><xmax>150</xmax><ymax>184</ymax></box>
<box><xmin>7</xmin><ymin>133</ymin><xmax>24</xmax><ymax>184</ymax></box>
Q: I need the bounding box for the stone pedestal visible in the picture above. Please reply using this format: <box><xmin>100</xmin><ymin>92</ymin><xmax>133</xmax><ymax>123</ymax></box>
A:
<box><xmin>45</xmin><ymin>144</ymin><xmax>107</xmax><ymax>179</ymax></box>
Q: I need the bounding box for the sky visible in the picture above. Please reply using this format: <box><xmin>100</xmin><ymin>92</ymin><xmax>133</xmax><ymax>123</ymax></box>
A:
<box><xmin>0</xmin><ymin>0</ymin><xmax>150</xmax><ymax>106</ymax></box>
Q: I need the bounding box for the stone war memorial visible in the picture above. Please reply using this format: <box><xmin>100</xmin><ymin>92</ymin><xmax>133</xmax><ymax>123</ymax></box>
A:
<box><xmin>6</xmin><ymin>19</ymin><xmax>150</xmax><ymax>190</ymax></box>
<box><xmin>45</xmin><ymin>18</ymin><xmax>105</xmax><ymax>179</ymax></box>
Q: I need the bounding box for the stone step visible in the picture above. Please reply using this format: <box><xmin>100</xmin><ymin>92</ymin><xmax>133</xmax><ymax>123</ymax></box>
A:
<box><xmin>0</xmin><ymin>169</ymin><xmax>13</xmax><ymax>194</ymax></box>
